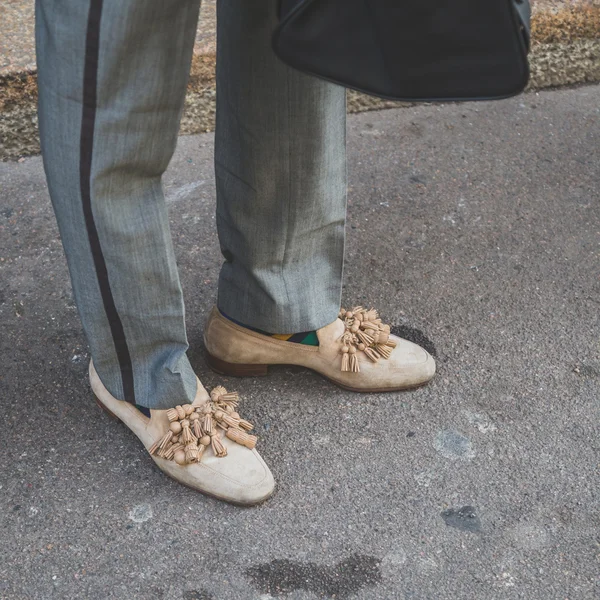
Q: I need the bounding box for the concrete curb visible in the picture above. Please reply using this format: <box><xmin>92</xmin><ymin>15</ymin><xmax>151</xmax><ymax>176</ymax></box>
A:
<box><xmin>1</xmin><ymin>3</ymin><xmax>599</xmax><ymax>161</ymax></box>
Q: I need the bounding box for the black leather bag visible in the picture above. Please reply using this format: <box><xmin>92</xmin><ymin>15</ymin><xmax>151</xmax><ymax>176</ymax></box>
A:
<box><xmin>273</xmin><ymin>0</ymin><xmax>531</xmax><ymax>102</ymax></box>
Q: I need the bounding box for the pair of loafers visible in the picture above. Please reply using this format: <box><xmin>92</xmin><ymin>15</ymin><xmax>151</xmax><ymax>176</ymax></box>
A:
<box><xmin>92</xmin><ymin>305</ymin><xmax>436</xmax><ymax>505</ymax></box>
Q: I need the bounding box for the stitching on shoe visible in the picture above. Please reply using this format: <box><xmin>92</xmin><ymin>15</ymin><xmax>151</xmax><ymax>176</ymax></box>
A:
<box><xmin>156</xmin><ymin>452</ymin><xmax>270</xmax><ymax>490</ymax></box>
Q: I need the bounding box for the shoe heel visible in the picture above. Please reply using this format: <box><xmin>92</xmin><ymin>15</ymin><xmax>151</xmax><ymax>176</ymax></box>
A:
<box><xmin>94</xmin><ymin>397</ymin><xmax>121</xmax><ymax>421</ymax></box>
<box><xmin>206</xmin><ymin>352</ymin><xmax>268</xmax><ymax>377</ymax></box>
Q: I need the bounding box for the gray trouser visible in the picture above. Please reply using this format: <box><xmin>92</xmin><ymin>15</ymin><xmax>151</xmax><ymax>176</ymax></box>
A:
<box><xmin>35</xmin><ymin>0</ymin><xmax>347</xmax><ymax>408</ymax></box>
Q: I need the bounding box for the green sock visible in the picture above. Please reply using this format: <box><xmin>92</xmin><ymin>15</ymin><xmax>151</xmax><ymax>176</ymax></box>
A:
<box><xmin>221</xmin><ymin>312</ymin><xmax>319</xmax><ymax>346</ymax></box>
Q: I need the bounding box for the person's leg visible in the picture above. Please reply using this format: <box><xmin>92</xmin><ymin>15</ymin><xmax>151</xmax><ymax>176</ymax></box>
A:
<box><xmin>214</xmin><ymin>0</ymin><xmax>347</xmax><ymax>335</ymax></box>
<box><xmin>205</xmin><ymin>0</ymin><xmax>435</xmax><ymax>391</ymax></box>
<box><xmin>36</xmin><ymin>0</ymin><xmax>201</xmax><ymax>408</ymax></box>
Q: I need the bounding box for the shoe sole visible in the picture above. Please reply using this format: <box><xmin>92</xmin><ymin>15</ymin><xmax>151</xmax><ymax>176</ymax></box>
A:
<box><xmin>205</xmin><ymin>351</ymin><xmax>433</xmax><ymax>393</ymax></box>
<box><xmin>93</xmin><ymin>396</ymin><xmax>274</xmax><ymax>507</ymax></box>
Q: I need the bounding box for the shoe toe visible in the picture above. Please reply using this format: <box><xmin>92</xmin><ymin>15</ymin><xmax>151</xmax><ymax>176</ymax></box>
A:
<box><xmin>387</xmin><ymin>335</ymin><xmax>436</xmax><ymax>385</ymax></box>
<box><xmin>155</xmin><ymin>439</ymin><xmax>275</xmax><ymax>506</ymax></box>
<box><xmin>342</xmin><ymin>335</ymin><xmax>435</xmax><ymax>390</ymax></box>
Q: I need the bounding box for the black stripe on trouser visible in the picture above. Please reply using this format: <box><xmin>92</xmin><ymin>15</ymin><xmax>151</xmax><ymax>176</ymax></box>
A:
<box><xmin>80</xmin><ymin>0</ymin><xmax>135</xmax><ymax>403</ymax></box>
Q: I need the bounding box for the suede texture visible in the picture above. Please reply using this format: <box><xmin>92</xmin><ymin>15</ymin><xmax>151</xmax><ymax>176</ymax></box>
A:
<box><xmin>204</xmin><ymin>307</ymin><xmax>436</xmax><ymax>391</ymax></box>
<box><xmin>89</xmin><ymin>361</ymin><xmax>275</xmax><ymax>505</ymax></box>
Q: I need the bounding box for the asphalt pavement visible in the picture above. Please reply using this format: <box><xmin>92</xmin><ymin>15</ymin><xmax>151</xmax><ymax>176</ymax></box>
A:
<box><xmin>0</xmin><ymin>85</ymin><xmax>599</xmax><ymax>600</ymax></box>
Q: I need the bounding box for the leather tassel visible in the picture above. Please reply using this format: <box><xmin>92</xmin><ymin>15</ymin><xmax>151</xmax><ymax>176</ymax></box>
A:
<box><xmin>195</xmin><ymin>442</ymin><xmax>206</xmax><ymax>461</ymax></box>
<box><xmin>185</xmin><ymin>443</ymin><xmax>201</xmax><ymax>463</ymax></box>
<box><xmin>166</xmin><ymin>407</ymin><xmax>181</xmax><ymax>423</ymax></box>
<box><xmin>212</xmin><ymin>410</ymin><xmax>228</xmax><ymax>430</ymax></box>
<box><xmin>238</xmin><ymin>419</ymin><xmax>254</xmax><ymax>431</ymax></box>
<box><xmin>356</xmin><ymin>330</ymin><xmax>374</xmax><ymax>346</ymax></box>
<box><xmin>226</xmin><ymin>428</ymin><xmax>257</xmax><ymax>450</ymax></box>
<box><xmin>211</xmin><ymin>433</ymin><xmax>228</xmax><ymax>458</ymax></box>
<box><xmin>148</xmin><ymin>441</ymin><xmax>161</xmax><ymax>456</ymax></box>
<box><xmin>376</xmin><ymin>343</ymin><xmax>393</xmax><ymax>359</ymax></box>
<box><xmin>210</xmin><ymin>385</ymin><xmax>227</xmax><ymax>400</ymax></box>
<box><xmin>364</xmin><ymin>309</ymin><xmax>379</xmax><ymax>321</ymax></box>
<box><xmin>338</xmin><ymin>304</ymin><xmax>396</xmax><ymax>372</ymax></box>
<box><xmin>160</xmin><ymin>430</ymin><xmax>174</xmax><ymax>449</ymax></box>
<box><xmin>364</xmin><ymin>347</ymin><xmax>380</xmax><ymax>363</ymax></box>
<box><xmin>181</xmin><ymin>419</ymin><xmax>194</xmax><ymax>444</ymax></box>
<box><xmin>341</xmin><ymin>352</ymin><xmax>350</xmax><ymax>372</ymax></box>
<box><xmin>156</xmin><ymin>446</ymin><xmax>170</xmax><ymax>459</ymax></box>
<box><xmin>219</xmin><ymin>391</ymin><xmax>239</xmax><ymax>405</ymax></box>
<box><xmin>164</xmin><ymin>442</ymin><xmax>184</xmax><ymax>460</ymax></box>
<box><xmin>377</xmin><ymin>331</ymin><xmax>390</xmax><ymax>345</ymax></box>
<box><xmin>202</xmin><ymin>415</ymin><xmax>213</xmax><ymax>435</ymax></box>
<box><xmin>221</xmin><ymin>413</ymin><xmax>242</xmax><ymax>429</ymax></box>
<box><xmin>369</xmin><ymin>330</ymin><xmax>380</xmax><ymax>344</ymax></box>
<box><xmin>192</xmin><ymin>419</ymin><xmax>202</xmax><ymax>438</ymax></box>
<box><xmin>149</xmin><ymin>430</ymin><xmax>173</xmax><ymax>456</ymax></box>
<box><xmin>149</xmin><ymin>385</ymin><xmax>258</xmax><ymax>463</ymax></box>
<box><xmin>211</xmin><ymin>387</ymin><xmax>239</xmax><ymax>409</ymax></box>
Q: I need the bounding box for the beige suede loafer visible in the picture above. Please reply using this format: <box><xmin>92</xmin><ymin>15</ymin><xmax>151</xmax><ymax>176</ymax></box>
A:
<box><xmin>204</xmin><ymin>306</ymin><xmax>436</xmax><ymax>392</ymax></box>
<box><xmin>90</xmin><ymin>361</ymin><xmax>275</xmax><ymax>506</ymax></box>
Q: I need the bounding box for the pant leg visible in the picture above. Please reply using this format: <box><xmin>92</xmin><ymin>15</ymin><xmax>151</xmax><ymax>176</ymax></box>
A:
<box><xmin>35</xmin><ymin>0</ymin><xmax>201</xmax><ymax>409</ymax></box>
<box><xmin>214</xmin><ymin>0</ymin><xmax>347</xmax><ymax>334</ymax></box>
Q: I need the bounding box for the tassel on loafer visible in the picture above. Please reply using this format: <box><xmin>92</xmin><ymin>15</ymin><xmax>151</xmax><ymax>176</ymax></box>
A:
<box><xmin>90</xmin><ymin>361</ymin><xmax>275</xmax><ymax>506</ymax></box>
<box><xmin>204</xmin><ymin>305</ymin><xmax>436</xmax><ymax>392</ymax></box>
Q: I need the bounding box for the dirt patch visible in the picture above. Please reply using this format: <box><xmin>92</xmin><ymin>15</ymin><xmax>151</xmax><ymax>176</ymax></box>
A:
<box><xmin>532</xmin><ymin>4</ymin><xmax>600</xmax><ymax>44</ymax></box>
